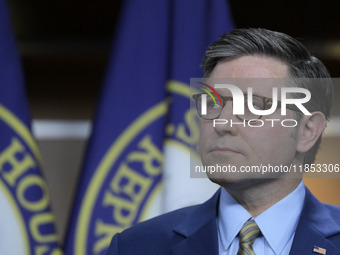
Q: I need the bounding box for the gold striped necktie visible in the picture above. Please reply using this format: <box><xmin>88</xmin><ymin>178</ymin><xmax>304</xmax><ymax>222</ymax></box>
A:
<box><xmin>237</xmin><ymin>220</ymin><xmax>260</xmax><ymax>255</ymax></box>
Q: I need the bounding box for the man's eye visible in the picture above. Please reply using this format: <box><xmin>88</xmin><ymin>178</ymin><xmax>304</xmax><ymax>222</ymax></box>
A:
<box><xmin>211</xmin><ymin>104</ymin><xmax>222</xmax><ymax>109</ymax></box>
<box><xmin>246</xmin><ymin>102</ymin><xmax>263</xmax><ymax>110</ymax></box>
<box><xmin>207</xmin><ymin>100</ymin><xmax>221</xmax><ymax>108</ymax></box>
<box><xmin>264</xmin><ymin>101</ymin><xmax>273</xmax><ymax>110</ymax></box>
<box><xmin>252</xmin><ymin>103</ymin><xmax>263</xmax><ymax>110</ymax></box>
<box><xmin>248</xmin><ymin>97</ymin><xmax>264</xmax><ymax>110</ymax></box>
<box><xmin>206</xmin><ymin>99</ymin><xmax>216</xmax><ymax>106</ymax></box>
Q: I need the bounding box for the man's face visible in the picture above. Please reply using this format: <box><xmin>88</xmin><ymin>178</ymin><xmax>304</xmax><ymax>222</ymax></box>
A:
<box><xmin>199</xmin><ymin>56</ymin><xmax>301</xmax><ymax>184</ymax></box>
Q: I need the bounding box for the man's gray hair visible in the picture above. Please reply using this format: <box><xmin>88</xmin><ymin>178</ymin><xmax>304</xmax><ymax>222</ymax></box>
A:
<box><xmin>201</xmin><ymin>28</ymin><xmax>334</xmax><ymax>164</ymax></box>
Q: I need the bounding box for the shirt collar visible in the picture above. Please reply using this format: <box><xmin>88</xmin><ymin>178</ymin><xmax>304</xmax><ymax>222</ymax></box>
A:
<box><xmin>218</xmin><ymin>186</ymin><xmax>251</xmax><ymax>250</ymax></box>
<box><xmin>218</xmin><ymin>181</ymin><xmax>306</xmax><ymax>254</ymax></box>
<box><xmin>255</xmin><ymin>181</ymin><xmax>305</xmax><ymax>254</ymax></box>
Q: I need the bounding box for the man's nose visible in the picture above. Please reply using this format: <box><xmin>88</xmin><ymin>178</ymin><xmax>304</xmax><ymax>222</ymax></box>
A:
<box><xmin>218</xmin><ymin>101</ymin><xmax>233</xmax><ymax>118</ymax></box>
<box><xmin>213</xmin><ymin>101</ymin><xmax>240</xmax><ymax>136</ymax></box>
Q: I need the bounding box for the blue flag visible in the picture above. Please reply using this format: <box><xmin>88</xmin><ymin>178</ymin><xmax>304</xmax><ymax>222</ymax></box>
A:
<box><xmin>65</xmin><ymin>0</ymin><xmax>233</xmax><ymax>254</ymax></box>
<box><xmin>0</xmin><ymin>1</ymin><xmax>62</xmax><ymax>254</ymax></box>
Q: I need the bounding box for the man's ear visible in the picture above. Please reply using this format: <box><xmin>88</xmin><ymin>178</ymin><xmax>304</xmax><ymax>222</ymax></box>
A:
<box><xmin>296</xmin><ymin>112</ymin><xmax>326</xmax><ymax>153</ymax></box>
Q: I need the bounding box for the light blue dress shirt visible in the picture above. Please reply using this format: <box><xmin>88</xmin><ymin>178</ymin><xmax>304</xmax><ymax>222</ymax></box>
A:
<box><xmin>217</xmin><ymin>181</ymin><xmax>306</xmax><ymax>255</ymax></box>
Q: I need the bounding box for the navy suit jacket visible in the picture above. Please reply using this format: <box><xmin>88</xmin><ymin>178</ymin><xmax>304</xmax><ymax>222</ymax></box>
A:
<box><xmin>107</xmin><ymin>187</ymin><xmax>340</xmax><ymax>254</ymax></box>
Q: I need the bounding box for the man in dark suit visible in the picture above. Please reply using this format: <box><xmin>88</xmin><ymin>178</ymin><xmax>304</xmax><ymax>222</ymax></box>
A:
<box><xmin>107</xmin><ymin>28</ymin><xmax>340</xmax><ymax>254</ymax></box>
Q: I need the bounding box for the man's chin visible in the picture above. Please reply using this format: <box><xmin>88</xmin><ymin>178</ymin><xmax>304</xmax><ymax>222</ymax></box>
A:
<box><xmin>206</xmin><ymin>171</ymin><xmax>248</xmax><ymax>185</ymax></box>
<box><xmin>205</xmin><ymin>167</ymin><xmax>282</xmax><ymax>183</ymax></box>
<box><xmin>207</xmin><ymin>173</ymin><xmax>272</xmax><ymax>192</ymax></box>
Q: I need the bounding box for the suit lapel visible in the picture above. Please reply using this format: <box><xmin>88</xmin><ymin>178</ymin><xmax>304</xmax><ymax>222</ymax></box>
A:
<box><xmin>290</xmin><ymin>220</ymin><xmax>340</xmax><ymax>255</ymax></box>
<box><xmin>171</xmin><ymin>217</ymin><xmax>219</xmax><ymax>255</ymax></box>
<box><xmin>168</xmin><ymin>187</ymin><xmax>340</xmax><ymax>255</ymax></box>
<box><xmin>289</xmin><ymin>188</ymin><xmax>340</xmax><ymax>255</ymax></box>
<box><xmin>170</xmin><ymin>189</ymin><xmax>221</xmax><ymax>255</ymax></box>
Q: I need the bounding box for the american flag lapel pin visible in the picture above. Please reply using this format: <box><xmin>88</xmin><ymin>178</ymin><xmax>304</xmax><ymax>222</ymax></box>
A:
<box><xmin>313</xmin><ymin>246</ymin><xmax>326</xmax><ymax>255</ymax></box>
